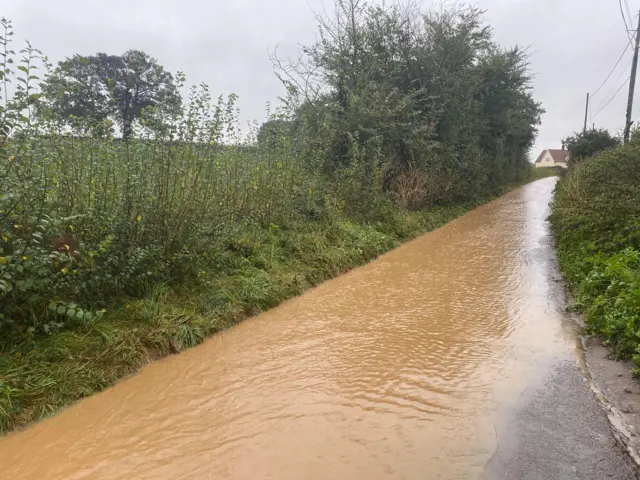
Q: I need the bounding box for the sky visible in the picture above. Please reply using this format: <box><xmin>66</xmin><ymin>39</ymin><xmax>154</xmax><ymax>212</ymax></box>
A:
<box><xmin>2</xmin><ymin>0</ymin><xmax>637</xmax><ymax>158</ymax></box>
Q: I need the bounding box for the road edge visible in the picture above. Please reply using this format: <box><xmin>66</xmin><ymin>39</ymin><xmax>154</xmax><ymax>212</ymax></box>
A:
<box><xmin>568</xmin><ymin>308</ymin><xmax>640</xmax><ymax>475</ymax></box>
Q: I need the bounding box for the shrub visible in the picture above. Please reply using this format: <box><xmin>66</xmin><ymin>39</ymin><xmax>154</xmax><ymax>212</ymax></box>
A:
<box><xmin>551</xmin><ymin>142</ymin><xmax>640</xmax><ymax>371</ymax></box>
<box><xmin>563</xmin><ymin>128</ymin><xmax>620</xmax><ymax>166</ymax></box>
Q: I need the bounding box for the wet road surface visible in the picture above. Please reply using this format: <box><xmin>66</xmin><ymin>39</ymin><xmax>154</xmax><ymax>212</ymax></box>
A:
<box><xmin>486</xmin><ymin>361</ymin><xmax>636</xmax><ymax>479</ymax></box>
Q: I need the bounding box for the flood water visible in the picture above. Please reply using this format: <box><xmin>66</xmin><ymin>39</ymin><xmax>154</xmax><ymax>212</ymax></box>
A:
<box><xmin>0</xmin><ymin>177</ymin><xmax>578</xmax><ymax>479</ymax></box>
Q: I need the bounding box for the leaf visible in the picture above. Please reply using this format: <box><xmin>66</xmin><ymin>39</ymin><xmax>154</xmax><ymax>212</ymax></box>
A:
<box><xmin>0</xmin><ymin>257</ymin><xmax>7</xmax><ymax>265</ymax></box>
<box><xmin>56</xmin><ymin>306</ymin><xmax>66</xmax><ymax>315</ymax></box>
<box><xmin>16</xmin><ymin>65</ymin><xmax>28</xmax><ymax>73</ymax></box>
<box><xmin>75</xmin><ymin>310</ymin><xmax>84</xmax><ymax>320</ymax></box>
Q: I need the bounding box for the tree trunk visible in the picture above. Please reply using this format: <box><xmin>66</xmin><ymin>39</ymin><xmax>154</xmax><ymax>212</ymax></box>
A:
<box><xmin>122</xmin><ymin>116</ymin><xmax>133</xmax><ymax>140</ymax></box>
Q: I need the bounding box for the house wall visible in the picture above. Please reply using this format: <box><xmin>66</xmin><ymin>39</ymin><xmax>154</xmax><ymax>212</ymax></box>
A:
<box><xmin>535</xmin><ymin>151</ymin><xmax>555</xmax><ymax>168</ymax></box>
<box><xmin>536</xmin><ymin>150</ymin><xmax>569</xmax><ymax>169</ymax></box>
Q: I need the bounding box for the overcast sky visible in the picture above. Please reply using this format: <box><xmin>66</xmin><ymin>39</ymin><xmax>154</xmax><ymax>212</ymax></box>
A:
<box><xmin>3</xmin><ymin>0</ymin><xmax>637</xmax><ymax>157</ymax></box>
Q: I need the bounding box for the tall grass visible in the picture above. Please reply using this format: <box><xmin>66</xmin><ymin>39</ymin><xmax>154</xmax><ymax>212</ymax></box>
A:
<box><xmin>1</xmin><ymin>68</ymin><xmax>314</xmax><ymax>337</ymax></box>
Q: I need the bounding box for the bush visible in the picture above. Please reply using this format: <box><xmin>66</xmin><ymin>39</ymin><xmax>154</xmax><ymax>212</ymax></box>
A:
<box><xmin>551</xmin><ymin>142</ymin><xmax>640</xmax><ymax>371</ymax></box>
<box><xmin>562</xmin><ymin>128</ymin><xmax>620</xmax><ymax>165</ymax></box>
<box><xmin>563</xmin><ymin>128</ymin><xmax>620</xmax><ymax>166</ymax></box>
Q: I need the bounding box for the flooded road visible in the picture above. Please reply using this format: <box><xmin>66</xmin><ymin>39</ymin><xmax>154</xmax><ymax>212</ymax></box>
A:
<box><xmin>0</xmin><ymin>178</ymin><xmax>634</xmax><ymax>479</ymax></box>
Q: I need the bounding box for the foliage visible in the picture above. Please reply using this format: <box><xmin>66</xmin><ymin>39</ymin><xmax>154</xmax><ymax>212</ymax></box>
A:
<box><xmin>43</xmin><ymin>50</ymin><xmax>181</xmax><ymax>139</ymax></box>
<box><xmin>0</xmin><ymin>24</ymin><xmax>305</xmax><ymax>339</ymax></box>
<box><xmin>531</xmin><ymin>165</ymin><xmax>564</xmax><ymax>180</ymax></box>
<box><xmin>562</xmin><ymin>128</ymin><xmax>620</xmax><ymax>166</ymax></box>
<box><xmin>550</xmin><ymin>142</ymin><xmax>640</xmax><ymax>370</ymax></box>
<box><xmin>275</xmin><ymin>2</ymin><xmax>542</xmax><ymax>205</ymax></box>
<box><xmin>0</xmin><ymin>3</ymin><xmax>543</xmax><ymax>434</ymax></box>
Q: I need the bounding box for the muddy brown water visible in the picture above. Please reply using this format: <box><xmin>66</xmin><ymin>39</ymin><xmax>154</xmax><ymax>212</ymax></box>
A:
<box><xmin>0</xmin><ymin>178</ymin><xmax>579</xmax><ymax>479</ymax></box>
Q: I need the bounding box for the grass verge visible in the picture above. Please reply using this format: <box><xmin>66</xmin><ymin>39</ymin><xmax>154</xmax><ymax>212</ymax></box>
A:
<box><xmin>550</xmin><ymin>144</ymin><xmax>640</xmax><ymax>372</ymax></box>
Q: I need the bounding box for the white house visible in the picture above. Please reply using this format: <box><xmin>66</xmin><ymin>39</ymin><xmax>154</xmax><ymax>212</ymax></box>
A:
<box><xmin>535</xmin><ymin>148</ymin><xmax>570</xmax><ymax>168</ymax></box>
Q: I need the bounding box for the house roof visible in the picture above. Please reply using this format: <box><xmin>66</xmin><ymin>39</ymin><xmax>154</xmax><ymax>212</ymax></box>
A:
<box><xmin>535</xmin><ymin>149</ymin><xmax>570</xmax><ymax>163</ymax></box>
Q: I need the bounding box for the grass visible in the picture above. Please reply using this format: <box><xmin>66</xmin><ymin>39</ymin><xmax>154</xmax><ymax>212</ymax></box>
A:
<box><xmin>531</xmin><ymin>165</ymin><xmax>565</xmax><ymax>180</ymax></box>
<box><xmin>0</xmin><ymin>173</ymin><xmax>543</xmax><ymax>435</ymax></box>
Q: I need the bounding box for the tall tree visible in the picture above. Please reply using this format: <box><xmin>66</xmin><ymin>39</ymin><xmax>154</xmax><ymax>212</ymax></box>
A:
<box><xmin>44</xmin><ymin>50</ymin><xmax>180</xmax><ymax>139</ymax></box>
<box><xmin>273</xmin><ymin>2</ymin><xmax>542</xmax><ymax>205</ymax></box>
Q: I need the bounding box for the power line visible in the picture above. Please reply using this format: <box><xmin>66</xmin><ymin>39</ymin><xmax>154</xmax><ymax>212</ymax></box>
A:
<box><xmin>592</xmin><ymin>75</ymin><xmax>631</xmax><ymax>118</ymax></box>
<box><xmin>626</xmin><ymin>0</ymin><xmax>634</xmax><ymax>26</ymax></box>
<box><xmin>589</xmin><ymin>4</ymin><xmax>636</xmax><ymax>101</ymax></box>
<box><xmin>620</xmin><ymin>0</ymin><xmax>634</xmax><ymax>41</ymax></box>
<box><xmin>598</xmin><ymin>53</ymin><xmax>634</xmax><ymax>105</ymax></box>
<box><xmin>591</xmin><ymin>40</ymin><xmax>633</xmax><ymax>98</ymax></box>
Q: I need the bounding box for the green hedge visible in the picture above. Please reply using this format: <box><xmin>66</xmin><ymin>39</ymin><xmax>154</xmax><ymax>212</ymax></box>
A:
<box><xmin>550</xmin><ymin>143</ymin><xmax>640</xmax><ymax>370</ymax></box>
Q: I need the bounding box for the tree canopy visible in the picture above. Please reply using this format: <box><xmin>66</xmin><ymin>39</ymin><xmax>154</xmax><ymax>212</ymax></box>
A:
<box><xmin>562</xmin><ymin>128</ymin><xmax>620</xmax><ymax>165</ymax></box>
<box><xmin>44</xmin><ymin>50</ymin><xmax>180</xmax><ymax>139</ymax></box>
<box><xmin>274</xmin><ymin>1</ymin><xmax>543</xmax><ymax>208</ymax></box>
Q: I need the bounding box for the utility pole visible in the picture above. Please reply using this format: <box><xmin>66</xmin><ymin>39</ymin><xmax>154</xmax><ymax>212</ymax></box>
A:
<box><xmin>583</xmin><ymin>92</ymin><xmax>589</xmax><ymax>134</ymax></box>
<box><xmin>624</xmin><ymin>10</ymin><xmax>640</xmax><ymax>144</ymax></box>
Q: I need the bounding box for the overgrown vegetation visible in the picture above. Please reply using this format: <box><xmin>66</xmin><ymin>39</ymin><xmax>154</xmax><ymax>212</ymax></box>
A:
<box><xmin>0</xmin><ymin>1</ymin><xmax>543</xmax><ymax>434</ymax></box>
<box><xmin>551</xmin><ymin>139</ymin><xmax>640</xmax><ymax>371</ymax></box>
<box><xmin>562</xmin><ymin>128</ymin><xmax>620</xmax><ymax>166</ymax></box>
